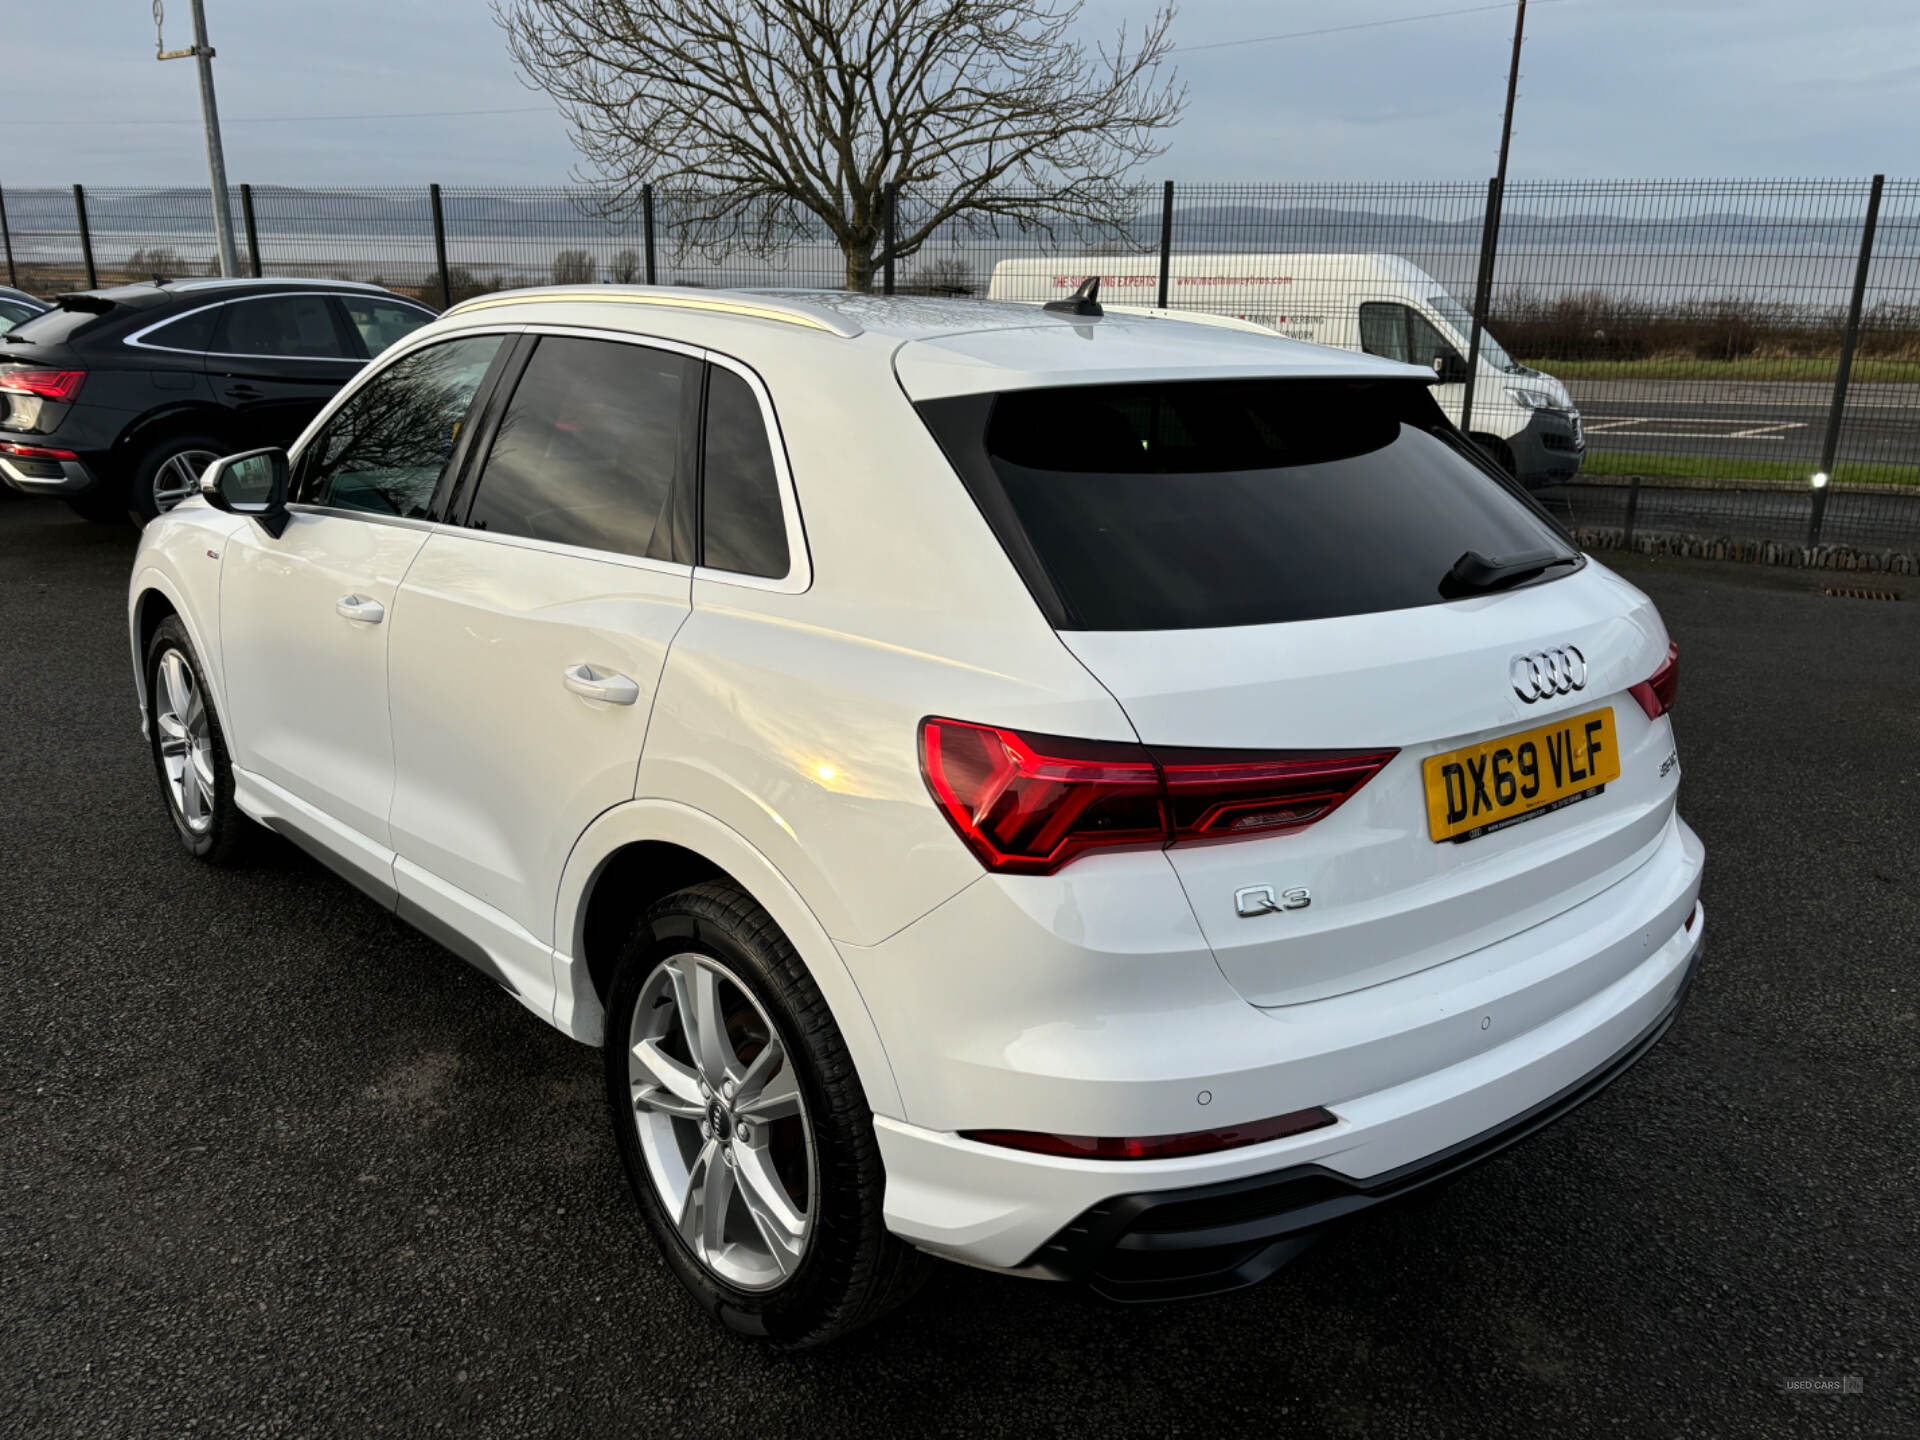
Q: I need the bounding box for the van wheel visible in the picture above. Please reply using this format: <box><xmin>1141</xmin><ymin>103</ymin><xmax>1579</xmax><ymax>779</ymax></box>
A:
<box><xmin>1470</xmin><ymin>433</ymin><xmax>1516</xmax><ymax>477</ymax></box>
<box><xmin>131</xmin><ymin>433</ymin><xmax>226</xmax><ymax>523</ymax></box>
<box><xmin>603</xmin><ymin>881</ymin><xmax>926</xmax><ymax>1346</ymax></box>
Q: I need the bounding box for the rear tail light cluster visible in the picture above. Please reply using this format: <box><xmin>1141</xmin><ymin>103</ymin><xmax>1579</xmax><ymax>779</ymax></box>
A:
<box><xmin>965</xmin><ymin>1105</ymin><xmax>1337</xmax><ymax>1160</ymax></box>
<box><xmin>0</xmin><ymin>369</ymin><xmax>86</xmax><ymax>403</ymax></box>
<box><xmin>919</xmin><ymin>717</ymin><xmax>1396</xmax><ymax>875</ymax></box>
<box><xmin>1630</xmin><ymin>641</ymin><xmax>1680</xmax><ymax>720</ymax></box>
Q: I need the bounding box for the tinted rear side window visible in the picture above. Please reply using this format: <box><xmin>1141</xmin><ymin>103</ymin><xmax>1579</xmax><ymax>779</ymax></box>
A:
<box><xmin>465</xmin><ymin>336</ymin><xmax>691</xmax><ymax>559</ymax></box>
<box><xmin>922</xmin><ymin>378</ymin><xmax>1575</xmax><ymax>631</ymax></box>
<box><xmin>212</xmin><ymin>295</ymin><xmax>347</xmax><ymax>358</ymax></box>
<box><xmin>138</xmin><ymin>306</ymin><xmax>220</xmax><ymax>352</ymax></box>
<box><xmin>701</xmin><ymin>366</ymin><xmax>789</xmax><ymax>579</ymax></box>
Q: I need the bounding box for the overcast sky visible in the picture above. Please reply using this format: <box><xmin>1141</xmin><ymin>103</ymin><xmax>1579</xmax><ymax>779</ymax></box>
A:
<box><xmin>7</xmin><ymin>1</ymin><xmax>1916</xmax><ymax>186</ymax></box>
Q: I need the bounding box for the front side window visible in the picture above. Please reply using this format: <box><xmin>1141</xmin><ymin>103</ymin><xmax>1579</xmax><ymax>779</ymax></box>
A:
<box><xmin>700</xmin><ymin>366</ymin><xmax>789</xmax><ymax>579</ymax></box>
<box><xmin>1358</xmin><ymin>303</ymin><xmax>1410</xmax><ymax>362</ymax></box>
<box><xmin>464</xmin><ymin>336</ymin><xmax>691</xmax><ymax>560</ymax></box>
<box><xmin>342</xmin><ymin>295</ymin><xmax>434</xmax><ymax>358</ymax></box>
<box><xmin>1406</xmin><ymin>309</ymin><xmax>1457</xmax><ymax>370</ymax></box>
<box><xmin>296</xmin><ymin>334</ymin><xmax>504</xmax><ymax>516</ymax></box>
<box><xmin>212</xmin><ymin>294</ymin><xmax>348</xmax><ymax>359</ymax></box>
<box><xmin>919</xmin><ymin>377</ymin><xmax>1576</xmax><ymax>631</ymax></box>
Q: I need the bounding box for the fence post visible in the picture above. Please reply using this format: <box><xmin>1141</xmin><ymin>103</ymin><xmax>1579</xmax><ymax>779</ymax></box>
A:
<box><xmin>239</xmin><ymin>183</ymin><xmax>262</xmax><ymax>278</ymax></box>
<box><xmin>642</xmin><ymin>184</ymin><xmax>656</xmax><ymax>284</ymax></box>
<box><xmin>429</xmin><ymin>183</ymin><xmax>452</xmax><ymax>310</ymax></box>
<box><xmin>882</xmin><ymin>182</ymin><xmax>897</xmax><ymax>295</ymax></box>
<box><xmin>0</xmin><ymin>186</ymin><xmax>15</xmax><ymax>289</ymax></box>
<box><xmin>1157</xmin><ymin>180</ymin><xmax>1174</xmax><ymax>309</ymax></box>
<box><xmin>1808</xmin><ymin>173</ymin><xmax>1883</xmax><ymax>550</ymax></box>
<box><xmin>73</xmin><ymin>183</ymin><xmax>97</xmax><ymax>290</ymax></box>
<box><xmin>1621</xmin><ymin>475</ymin><xmax>1641</xmax><ymax>549</ymax></box>
<box><xmin>1459</xmin><ymin>175</ymin><xmax>1501</xmax><ymax>440</ymax></box>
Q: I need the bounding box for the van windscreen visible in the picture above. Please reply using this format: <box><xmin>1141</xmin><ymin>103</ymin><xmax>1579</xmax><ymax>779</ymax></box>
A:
<box><xmin>917</xmin><ymin>377</ymin><xmax>1577</xmax><ymax>631</ymax></box>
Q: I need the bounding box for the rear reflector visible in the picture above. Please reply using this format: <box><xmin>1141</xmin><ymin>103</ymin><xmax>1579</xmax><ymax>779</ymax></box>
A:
<box><xmin>0</xmin><ymin>368</ymin><xmax>86</xmax><ymax>403</ymax></box>
<box><xmin>1629</xmin><ymin>641</ymin><xmax>1680</xmax><ymax>720</ymax></box>
<box><xmin>0</xmin><ymin>441</ymin><xmax>78</xmax><ymax>460</ymax></box>
<box><xmin>919</xmin><ymin>718</ymin><xmax>1396</xmax><ymax>875</ymax></box>
<box><xmin>965</xmin><ymin>1106</ymin><xmax>1338</xmax><ymax>1160</ymax></box>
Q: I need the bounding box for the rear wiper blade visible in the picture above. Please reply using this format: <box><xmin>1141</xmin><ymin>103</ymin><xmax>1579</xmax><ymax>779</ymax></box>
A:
<box><xmin>1440</xmin><ymin>547</ymin><xmax>1575</xmax><ymax>598</ymax></box>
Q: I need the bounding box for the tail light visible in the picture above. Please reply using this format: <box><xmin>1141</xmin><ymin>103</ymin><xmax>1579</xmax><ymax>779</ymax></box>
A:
<box><xmin>1629</xmin><ymin>641</ymin><xmax>1679</xmax><ymax>720</ymax></box>
<box><xmin>918</xmin><ymin>717</ymin><xmax>1396</xmax><ymax>876</ymax></box>
<box><xmin>0</xmin><ymin>369</ymin><xmax>86</xmax><ymax>403</ymax></box>
<box><xmin>965</xmin><ymin>1105</ymin><xmax>1337</xmax><ymax>1160</ymax></box>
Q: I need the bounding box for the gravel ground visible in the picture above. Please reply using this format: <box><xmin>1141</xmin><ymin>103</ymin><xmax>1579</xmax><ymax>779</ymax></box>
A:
<box><xmin>2</xmin><ymin>496</ymin><xmax>1915</xmax><ymax>1437</ymax></box>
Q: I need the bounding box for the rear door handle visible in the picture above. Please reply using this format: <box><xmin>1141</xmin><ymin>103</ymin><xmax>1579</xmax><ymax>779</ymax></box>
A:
<box><xmin>335</xmin><ymin>594</ymin><xmax>385</xmax><ymax>624</ymax></box>
<box><xmin>562</xmin><ymin>663</ymin><xmax>639</xmax><ymax>705</ymax></box>
<box><xmin>224</xmin><ymin>384</ymin><xmax>262</xmax><ymax>399</ymax></box>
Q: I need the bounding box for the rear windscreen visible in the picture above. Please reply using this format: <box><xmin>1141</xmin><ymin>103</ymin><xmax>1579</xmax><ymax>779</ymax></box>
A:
<box><xmin>918</xmin><ymin>378</ymin><xmax>1577</xmax><ymax>630</ymax></box>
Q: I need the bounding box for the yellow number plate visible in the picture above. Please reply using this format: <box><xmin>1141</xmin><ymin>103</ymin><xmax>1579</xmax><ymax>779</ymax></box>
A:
<box><xmin>1423</xmin><ymin>707</ymin><xmax>1621</xmax><ymax>843</ymax></box>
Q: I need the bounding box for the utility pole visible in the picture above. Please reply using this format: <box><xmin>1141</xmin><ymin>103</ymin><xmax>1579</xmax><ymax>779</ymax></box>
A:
<box><xmin>1460</xmin><ymin>0</ymin><xmax>1526</xmax><ymax>439</ymax></box>
<box><xmin>156</xmin><ymin>0</ymin><xmax>239</xmax><ymax>277</ymax></box>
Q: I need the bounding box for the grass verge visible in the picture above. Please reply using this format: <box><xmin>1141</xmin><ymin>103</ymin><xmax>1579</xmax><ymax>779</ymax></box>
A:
<box><xmin>1520</xmin><ymin>357</ymin><xmax>1920</xmax><ymax>384</ymax></box>
<box><xmin>1580</xmin><ymin>450</ymin><xmax>1920</xmax><ymax>488</ymax></box>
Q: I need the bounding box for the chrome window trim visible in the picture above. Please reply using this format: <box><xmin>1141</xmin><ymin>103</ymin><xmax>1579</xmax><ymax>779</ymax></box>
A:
<box><xmin>282</xmin><ymin>504</ymin><xmax>437</xmax><ymax>535</ymax></box>
<box><xmin>125</xmin><ymin>290</ymin><xmax>427</xmax><ymax>362</ymax></box>
<box><xmin>123</xmin><ymin>299</ymin><xmax>228</xmax><ymax>356</ymax></box>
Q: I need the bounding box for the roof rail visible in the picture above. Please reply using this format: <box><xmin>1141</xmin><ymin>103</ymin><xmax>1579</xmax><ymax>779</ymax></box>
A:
<box><xmin>442</xmin><ymin>285</ymin><xmax>863</xmax><ymax>338</ymax></box>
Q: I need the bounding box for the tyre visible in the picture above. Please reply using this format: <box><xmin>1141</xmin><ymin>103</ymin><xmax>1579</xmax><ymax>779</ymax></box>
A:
<box><xmin>604</xmin><ymin>881</ymin><xmax>926</xmax><ymax>1346</ymax></box>
<box><xmin>144</xmin><ymin>616</ymin><xmax>254</xmax><ymax>863</ymax></box>
<box><xmin>129</xmin><ymin>432</ymin><xmax>227</xmax><ymax>524</ymax></box>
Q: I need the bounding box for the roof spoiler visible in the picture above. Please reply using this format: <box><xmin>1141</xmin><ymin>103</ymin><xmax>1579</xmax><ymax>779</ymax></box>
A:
<box><xmin>1042</xmin><ymin>275</ymin><xmax>1103</xmax><ymax>318</ymax></box>
<box><xmin>54</xmin><ymin>293</ymin><xmax>118</xmax><ymax>314</ymax></box>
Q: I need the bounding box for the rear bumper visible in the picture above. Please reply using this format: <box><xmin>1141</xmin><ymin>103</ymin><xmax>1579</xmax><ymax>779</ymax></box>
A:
<box><xmin>867</xmin><ymin>816</ymin><xmax>1704</xmax><ymax>1274</ymax></box>
<box><xmin>0</xmin><ymin>448</ymin><xmax>98</xmax><ymax>495</ymax></box>
<box><xmin>1028</xmin><ymin>934</ymin><xmax>1700</xmax><ymax>1300</ymax></box>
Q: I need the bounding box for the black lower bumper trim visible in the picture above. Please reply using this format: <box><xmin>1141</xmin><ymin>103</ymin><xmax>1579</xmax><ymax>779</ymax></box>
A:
<box><xmin>1024</xmin><ymin>946</ymin><xmax>1701</xmax><ymax>1302</ymax></box>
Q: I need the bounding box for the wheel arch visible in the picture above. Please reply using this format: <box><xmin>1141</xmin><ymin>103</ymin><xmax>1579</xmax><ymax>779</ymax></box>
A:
<box><xmin>555</xmin><ymin>798</ymin><xmax>904</xmax><ymax>1120</ymax></box>
<box><xmin>112</xmin><ymin>402</ymin><xmax>239</xmax><ymax>471</ymax></box>
<box><xmin>128</xmin><ymin>555</ymin><xmax>230</xmax><ymax>741</ymax></box>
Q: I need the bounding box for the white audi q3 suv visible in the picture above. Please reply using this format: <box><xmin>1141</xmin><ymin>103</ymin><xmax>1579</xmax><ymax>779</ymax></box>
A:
<box><xmin>128</xmin><ymin>284</ymin><xmax>1703</xmax><ymax>1345</ymax></box>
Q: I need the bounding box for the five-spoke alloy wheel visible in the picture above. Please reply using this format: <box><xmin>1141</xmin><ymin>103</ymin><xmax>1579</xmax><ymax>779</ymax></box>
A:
<box><xmin>605</xmin><ymin>882</ymin><xmax>925</xmax><ymax>1346</ymax></box>
<box><xmin>628</xmin><ymin>952</ymin><xmax>816</xmax><ymax>1290</ymax></box>
<box><xmin>154</xmin><ymin>647</ymin><xmax>216</xmax><ymax>834</ymax></box>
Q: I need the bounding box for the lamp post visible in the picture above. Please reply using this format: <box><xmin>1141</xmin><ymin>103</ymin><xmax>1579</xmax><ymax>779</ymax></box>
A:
<box><xmin>156</xmin><ymin>0</ymin><xmax>239</xmax><ymax>277</ymax></box>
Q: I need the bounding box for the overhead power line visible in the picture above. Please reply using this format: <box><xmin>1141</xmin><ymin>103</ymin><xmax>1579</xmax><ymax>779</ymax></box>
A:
<box><xmin>1174</xmin><ymin>0</ymin><xmax>1564</xmax><ymax>54</ymax></box>
<box><xmin>6</xmin><ymin>3</ymin><xmax>1570</xmax><ymax>127</ymax></box>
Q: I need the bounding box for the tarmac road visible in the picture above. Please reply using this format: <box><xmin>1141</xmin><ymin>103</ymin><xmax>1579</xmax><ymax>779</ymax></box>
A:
<box><xmin>2</xmin><ymin>498</ymin><xmax>1916</xmax><ymax>1438</ymax></box>
<box><xmin>1566</xmin><ymin>378</ymin><xmax>1919</xmax><ymax>473</ymax></box>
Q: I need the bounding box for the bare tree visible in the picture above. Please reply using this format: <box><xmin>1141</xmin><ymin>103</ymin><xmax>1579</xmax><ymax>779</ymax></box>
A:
<box><xmin>551</xmin><ymin>248</ymin><xmax>598</xmax><ymax>284</ymax></box>
<box><xmin>496</xmin><ymin>0</ymin><xmax>1183</xmax><ymax>291</ymax></box>
<box><xmin>609</xmin><ymin>247</ymin><xmax>643</xmax><ymax>283</ymax></box>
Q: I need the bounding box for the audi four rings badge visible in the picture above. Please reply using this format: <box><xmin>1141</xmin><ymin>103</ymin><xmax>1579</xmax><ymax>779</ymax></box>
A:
<box><xmin>1510</xmin><ymin>646</ymin><xmax>1587</xmax><ymax>703</ymax></box>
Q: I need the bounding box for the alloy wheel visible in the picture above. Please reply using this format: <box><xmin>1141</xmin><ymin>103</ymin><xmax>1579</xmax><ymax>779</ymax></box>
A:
<box><xmin>152</xmin><ymin>448</ymin><xmax>220</xmax><ymax>513</ymax></box>
<box><xmin>154</xmin><ymin>648</ymin><xmax>215</xmax><ymax>833</ymax></box>
<box><xmin>628</xmin><ymin>953</ymin><xmax>816</xmax><ymax>1291</ymax></box>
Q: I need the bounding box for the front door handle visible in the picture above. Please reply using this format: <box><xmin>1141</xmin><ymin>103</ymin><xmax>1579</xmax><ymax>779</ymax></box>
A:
<box><xmin>562</xmin><ymin>663</ymin><xmax>640</xmax><ymax>706</ymax></box>
<box><xmin>335</xmin><ymin>594</ymin><xmax>385</xmax><ymax>624</ymax></box>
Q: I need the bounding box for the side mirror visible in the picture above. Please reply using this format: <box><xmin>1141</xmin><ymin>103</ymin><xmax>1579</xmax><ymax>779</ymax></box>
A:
<box><xmin>1433</xmin><ymin>352</ymin><xmax>1471</xmax><ymax>385</ymax></box>
<box><xmin>200</xmin><ymin>447</ymin><xmax>291</xmax><ymax>538</ymax></box>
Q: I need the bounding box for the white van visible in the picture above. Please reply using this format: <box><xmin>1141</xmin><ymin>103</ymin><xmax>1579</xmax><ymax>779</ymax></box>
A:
<box><xmin>988</xmin><ymin>252</ymin><xmax>1585</xmax><ymax>488</ymax></box>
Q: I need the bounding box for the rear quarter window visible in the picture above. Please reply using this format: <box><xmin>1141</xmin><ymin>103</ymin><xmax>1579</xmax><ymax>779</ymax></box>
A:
<box><xmin>919</xmin><ymin>377</ymin><xmax>1576</xmax><ymax>631</ymax></box>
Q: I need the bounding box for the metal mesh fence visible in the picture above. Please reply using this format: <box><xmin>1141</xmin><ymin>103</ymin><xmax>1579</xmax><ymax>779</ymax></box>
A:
<box><xmin>1</xmin><ymin>177</ymin><xmax>1916</xmax><ymax>565</ymax></box>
